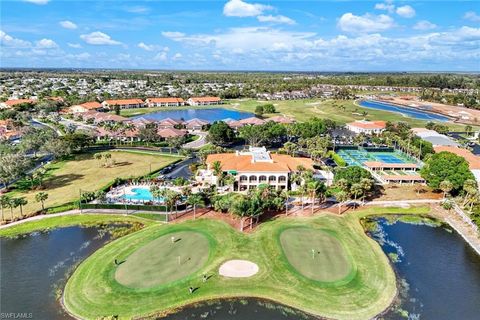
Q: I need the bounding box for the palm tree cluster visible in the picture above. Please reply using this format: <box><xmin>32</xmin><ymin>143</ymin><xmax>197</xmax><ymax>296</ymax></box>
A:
<box><xmin>0</xmin><ymin>195</ymin><xmax>28</xmax><ymax>221</ymax></box>
<box><xmin>334</xmin><ymin>177</ymin><xmax>373</xmax><ymax>214</ymax></box>
<box><xmin>94</xmin><ymin>152</ymin><xmax>115</xmax><ymax>168</ymax></box>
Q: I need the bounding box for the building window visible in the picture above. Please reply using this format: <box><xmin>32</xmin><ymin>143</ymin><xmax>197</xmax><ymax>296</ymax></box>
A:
<box><xmin>278</xmin><ymin>176</ymin><xmax>286</xmax><ymax>182</ymax></box>
<box><xmin>268</xmin><ymin>175</ymin><xmax>276</xmax><ymax>182</ymax></box>
<box><xmin>249</xmin><ymin>176</ymin><xmax>257</xmax><ymax>182</ymax></box>
<box><xmin>259</xmin><ymin>175</ymin><xmax>267</xmax><ymax>182</ymax></box>
<box><xmin>240</xmin><ymin>175</ymin><xmax>248</xmax><ymax>182</ymax></box>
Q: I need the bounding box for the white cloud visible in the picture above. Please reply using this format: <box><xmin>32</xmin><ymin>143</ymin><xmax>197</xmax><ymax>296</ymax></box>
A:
<box><xmin>257</xmin><ymin>15</ymin><xmax>296</xmax><ymax>25</ymax></box>
<box><xmin>80</xmin><ymin>31</ymin><xmax>122</xmax><ymax>45</ymax></box>
<box><xmin>68</xmin><ymin>43</ymin><xmax>82</xmax><ymax>48</ymax></box>
<box><xmin>396</xmin><ymin>5</ymin><xmax>415</xmax><ymax>18</ymax></box>
<box><xmin>66</xmin><ymin>52</ymin><xmax>91</xmax><ymax>60</ymax></box>
<box><xmin>413</xmin><ymin>20</ymin><xmax>437</xmax><ymax>31</ymax></box>
<box><xmin>124</xmin><ymin>6</ymin><xmax>150</xmax><ymax>14</ymax></box>
<box><xmin>36</xmin><ymin>38</ymin><xmax>58</xmax><ymax>48</ymax></box>
<box><xmin>223</xmin><ymin>0</ymin><xmax>272</xmax><ymax>17</ymax></box>
<box><xmin>154</xmin><ymin>52</ymin><xmax>167</xmax><ymax>61</ymax></box>
<box><xmin>138</xmin><ymin>42</ymin><xmax>155</xmax><ymax>51</ymax></box>
<box><xmin>374</xmin><ymin>2</ymin><xmax>395</xmax><ymax>13</ymax></box>
<box><xmin>23</xmin><ymin>0</ymin><xmax>49</xmax><ymax>5</ymax></box>
<box><xmin>59</xmin><ymin>20</ymin><xmax>77</xmax><ymax>30</ymax></box>
<box><xmin>162</xmin><ymin>31</ymin><xmax>186</xmax><ymax>39</ymax></box>
<box><xmin>464</xmin><ymin>11</ymin><xmax>480</xmax><ymax>22</ymax></box>
<box><xmin>0</xmin><ymin>30</ymin><xmax>31</xmax><ymax>48</ymax></box>
<box><xmin>338</xmin><ymin>13</ymin><xmax>395</xmax><ymax>33</ymax></box>
<box><xmin>172</xmin><ymin>53</ymin><xmax>183</xmax><ymax>60</ymax></box>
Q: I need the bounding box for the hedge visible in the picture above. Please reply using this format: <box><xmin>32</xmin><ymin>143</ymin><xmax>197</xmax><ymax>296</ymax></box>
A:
<box><xmin>81</xmin><ymin>203</ymin><xmax>187</xmax><ymax>212</ymax></box>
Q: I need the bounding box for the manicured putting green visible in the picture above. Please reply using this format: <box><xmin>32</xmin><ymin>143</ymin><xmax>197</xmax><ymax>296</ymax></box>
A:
<box><xmin>115</xmin><ymin>231</ymin><xmax>210</xmax><ymax>288</ymax></box>
<box><xmin>280</xmin><ymin>227</ymin><xmax>352</xmax><ymax>282</ymax></box>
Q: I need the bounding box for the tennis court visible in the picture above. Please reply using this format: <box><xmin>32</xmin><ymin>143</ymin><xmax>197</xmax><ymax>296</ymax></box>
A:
<box><xmin>337</xmin><ymin>149</ymin><xmax>413</xmax><ymax>166</ymax></box>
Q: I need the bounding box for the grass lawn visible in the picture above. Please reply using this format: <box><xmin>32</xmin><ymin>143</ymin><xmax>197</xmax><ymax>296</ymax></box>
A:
<box><xmin>64</xmin><ymin>209</ymin><xmax>401</xmax><ymax>320</ymax></box>
<box><xmin>116</xmin><ymin>230</ymin><xmax>211</xmax><ymax>288</ymax></box>
<box><xmin>3</xmin><ymin>151</ymin><xmax>180</xmax><ymax>220</ymax></box>
<box><xmin>224</xmin><ymin>98</ymin><xmax>471</xmax><ymax>131</ymax></box>
<box><xmin>279</xmin><ymin>227</ymin><xmax>353</xmax><ymax>283</ymax></box>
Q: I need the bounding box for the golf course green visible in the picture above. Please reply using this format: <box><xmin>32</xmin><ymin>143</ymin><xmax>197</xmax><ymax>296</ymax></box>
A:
<box><xmin>63</xmin><ymin>212</ymin><xmax>399</xmax><ymax>320</ymax></box>
<box><xmin>279</xmin><ymin>227</ymin><xmax>354</xmax><ymax>283</ymax></box>
<box><xmin>115</xmin><ymin>231</ymin><xmax>210</xmax><ymax>288</ymax></box>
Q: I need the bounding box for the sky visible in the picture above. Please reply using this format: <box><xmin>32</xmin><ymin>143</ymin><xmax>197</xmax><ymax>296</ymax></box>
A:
<box><xmin>0</xmin><ymin>0</ymin><xmax>479</xmax><ymax>71</ymax></box>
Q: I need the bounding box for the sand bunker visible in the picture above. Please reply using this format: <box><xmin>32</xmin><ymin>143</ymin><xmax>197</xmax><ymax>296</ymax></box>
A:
<box><xmin>219</xmin><ymin>259</ymin><xmax>259</xmax><ymax>278</ymax></box>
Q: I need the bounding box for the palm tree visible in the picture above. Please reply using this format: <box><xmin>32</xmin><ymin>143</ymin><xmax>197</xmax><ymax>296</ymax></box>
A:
<box><xmin>186</xmin><ymin>194</ymin><xmax>205</xmax><ymax>220</ymax></box>
<box><xmin>35</xmin><ymin>192</ymin><xmax>49</xmax><ymax>212</ymax></box>
<box><xmin>14</xmin><ymin>197</ymin><xmax>28</xmax><ymax>218</ymax></box>
<box><xmin>336</xmin><ymin>191</ymin><xmax>349</xmax><ymax>215</ymax></box>
<box><xmin>94</xmin><ymin>153</ymin><xmax>103</xmax><ymax>167</ymax></box>
<box><xmin>8</xmin><ymin>198</ymin><xmax>18</xmax><ymax>220</ymax></box>
<box><xmin>439</xmin><ymin>180</ymin><xmax>454</xmax><ymax>199</ymax></box>
<box><xmin>462</xmin><ymin>179</ymin><xmax>478</xmax><ymax>209</ymax></box>
<box><xmin>211</xmin><ymin>161</ymin><xmax>223</xmax><ymax>185</ymax></box>
<box><xmin>350</xmin><ymin>183</ymin><xmax>363</xmax><ymax>203</ymax></box>
<box><xmin>0</xmin><ymin>195</ymin><xmax>11</xmax><ymax>221</ymax></box>
<box><xmin>359</xmin><ymin>178</ymin><xmax>373</xmax><ymax>204</ymax></box>
<box><xmin>230</xmin><ymin>196</ymin><xmax>250</xmax><ymax>232</ymax></box>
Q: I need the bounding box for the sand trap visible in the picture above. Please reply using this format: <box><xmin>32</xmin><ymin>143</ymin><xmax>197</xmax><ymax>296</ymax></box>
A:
<box><xmin>219</xmin><ymin>259</ymin><xmax>259</xmax><ymax>278</ymax></box>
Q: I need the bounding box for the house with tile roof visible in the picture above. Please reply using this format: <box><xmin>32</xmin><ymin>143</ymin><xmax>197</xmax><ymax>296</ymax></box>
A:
<box><xmin>187</xmin><ymin>96</ymin><xmax>222</xmax><ymax>106</ymax></box>
<box><xmin>101</xmin><ymin>99</ymin><xmax>144</xmax><ymax>110</ymax></box>
<box><xmin>146</xmin><ymin>97</ymin><xmax>185</xmax><ymax>107</ymax></box>
<box><xmin>157</xmin><ymin>118</ymin><xmax>183</xmax><ymax>129</ymax></box>
<box><xmin>197</xmin><ymin>146</ymin><xmax>314</xmax><ymax>191</ymax></box>
<box><xmin>69</xmin><ymin>101</ymin><xmax>102</xmax><ymax>113</ymax></box>
<box><xmin>185</xmin><ymin>118</ymin><xmax>209</xmax><ymax>131</ymax></box>
<box><xmin>346</xmin><ymin>120</ymin><xmax>386</xmax><ymax>135</ymax></box>
<box><xmin>0</xmin><ymin>99</ymin><xmax>36</xmax><ymax>109</ymax></box>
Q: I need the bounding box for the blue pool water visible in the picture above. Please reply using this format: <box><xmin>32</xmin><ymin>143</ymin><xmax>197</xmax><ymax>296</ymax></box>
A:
<box><xmin>121</xmin><ymin>187</ymin><xmax>162</xmax><ymax>202</ymax></box>
<box><xmin>337</xmin><ymin>149</ymin><xmax>413</xmax><ymax>166</ymax></box>
<box><xmin>133</xmin><ymin>108</ymin><xmax>254</xmax><ymax>122</ymax></box>
<box><xmin>359</xmin><ymin>100</ymin><xmax>450</xmax><ymax>122</ymax></box>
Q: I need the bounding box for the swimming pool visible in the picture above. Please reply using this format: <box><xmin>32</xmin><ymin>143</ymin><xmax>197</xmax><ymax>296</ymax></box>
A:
<box><xmin>359</xmin><ymin>100</ymin><xmax>450</xmax><ymax>122</ymax></box>
<box><xmin>337</xmin><ymin>149</ymin><xmax>414</xmax><ymax>166</ymax></box>
<box><xmin>121</xmin><ymin>187</ymin><xmax>164</xmax><ymax>202</ymax></box>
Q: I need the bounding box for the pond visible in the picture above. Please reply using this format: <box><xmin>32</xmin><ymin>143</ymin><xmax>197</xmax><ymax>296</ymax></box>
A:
<box><xmin>1</xmin><ymin>217</ymin><xmax>479</xmax><ymax>319</ymax></box>
<box><xmin>359</xmin><ymin>100</ymin><xmax>451</xmax><ymax>122</ymax></box>
<box><xmin>133</xmin><ymin>108</ymin><xmax>254</xmax><ymax>122</ymax></box>
<box><xmin>368</xmin><ymin>217</ymin><xmax>480</xmax><ymax>319</ymax></box>
<box><xmin>0</xmin><ymin>226</ymin><xmax>116</xmax><ymax>319</ymax></box>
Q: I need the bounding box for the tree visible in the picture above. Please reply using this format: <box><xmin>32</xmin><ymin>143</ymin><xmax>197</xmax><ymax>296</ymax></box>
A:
<box><xmin>94</xmin><ymin>153</ymin><xmax>103</xmax><ymax>167</ymax></box>
<box><xmin>207</xmin><ymin>121</ymin><xmax>235</xmax><ymax>146</ymax></box>
<box><xmin>41</xmin><ymin>138</ymin><xmax>72</xmax><ymax>160</ymax></box>
<box><xmin>420</xmin><ymin>151</ymin><xmax>474</xmax><ymax>194</ymax></box>
<box><xmin>255</xmin><ymin>105</ymin><xmax>264</xmax><ymax>116</ymax></box>
<box><xmin>35</xmin><ymin>192</ymin><xmax>49</xmax><ymax>212</ymax></box>
<box><xmin>0</xmin><ymin>153</ymin><xmax>32</xmax><ymax>189</ymax></box>
<box><xmin>186</xmin><ymin>193</ymin><xmax>205</xmax><ymax>220</ymax></box>
<box><xmin>263</xmin><ymin>103</ymin><xmax>276</xmax><ymax>113</ymax></box>
<box><xmin>14</xmin><ymin>197</ymin><xmax>28</xmax><ymax>218</ymax></box>
<box><xmin>336</xmin><ymin>191</ymin><xmax>350</xmax><ymax>214</ymax></box>
<box><xmin>138</xmin><ymin>123</ymin><xmax>160</xmax><ymax>143</ymax></box>
<box><xmin>334</xmin><ymin>166</ymin><xmax>373</xmax><ymax>189</ymax></box>
<box><xmin>439</xmin><ymin>180</ymin><xmax>454</xmax><ymax>199</ymax></box>
<box><xmin>0</xmin><ymin>195</ymin><xmax>10</xmax><ymax>221</ymax></box>
<box><xmin>230</xmin><ymin>196</ymin><xmax>250</xmax><ymax>231</ymax></box>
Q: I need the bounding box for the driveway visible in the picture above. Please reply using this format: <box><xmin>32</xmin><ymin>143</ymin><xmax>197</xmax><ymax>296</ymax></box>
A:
<box><xmin>183</xmin><ymin>131</ymin><xmax>208</xmax><ymax>149</ymax></box>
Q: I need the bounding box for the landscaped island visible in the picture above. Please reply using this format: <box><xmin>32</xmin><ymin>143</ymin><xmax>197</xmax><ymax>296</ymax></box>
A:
<box><xmin>63</xmin><ymin>210</ymin><xmax>399</xmax><ymax>320</ymax></box>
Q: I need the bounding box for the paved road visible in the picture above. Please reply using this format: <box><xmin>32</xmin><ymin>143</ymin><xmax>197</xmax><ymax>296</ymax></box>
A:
<box><xmin>164</xmin><ymin>156</ymin><xmax>198</xmax><ymax>179</ymax></box>
<box><xmin>183</xmin><ymin>131</ymin><xmax>208</xmax><ymax>149</ymax></box>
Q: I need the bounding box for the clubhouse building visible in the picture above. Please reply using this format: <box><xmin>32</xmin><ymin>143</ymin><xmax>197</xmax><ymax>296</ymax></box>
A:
<box><xmin>196</xmin><ymin>147</ymin><xmax>314</xmax><ymax>191</ymax></box>
<box><xmin>346</xmin><ymin>120</ymin><xmax>386</xmax><ymax>135</ymax></box>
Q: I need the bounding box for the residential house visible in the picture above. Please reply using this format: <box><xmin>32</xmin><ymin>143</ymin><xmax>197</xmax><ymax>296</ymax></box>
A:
<box><xmin>346</xmin><ymin>120</ymin><xmax>386</xmax><ymax>135</ymax></box>
<box><xmin>69</xmin><ymin>101</ymin><xmax>102</xmax><ymax>113</ymax></box>
<box><xmin>187</xmin><ymin>96</ymin><xmax>222</xmax><ymax>106</ymax></box>
<box><xmin>101</xmin><ymin>99</ymin><xmax>144</xmax><ymax>110</ymax></box>
<box><xmin>157</xmin><ymin>128</ymin><xmax>187</xmax><ymax>139</ymax></box>
<box><xmin>185</xmin><ymin>118</ymin><xmax>209</xmax><ymax>131</ymax></box>
<box><xmin>0</xmin><ymin>99</ymin><xmax>36</xmax><ymax>109</ymax></box>
<box><xmin>146</xmin><ymin>97</ymin><xmax>185</xmax><ymax>107</ymax></box>
<box><xmin>157</xmin><ymin>118</ymin><xmax>182</xmax><ymax>129</ymax></box>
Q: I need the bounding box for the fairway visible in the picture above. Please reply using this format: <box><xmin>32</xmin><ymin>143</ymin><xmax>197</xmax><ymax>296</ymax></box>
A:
<box><xmin>115</xmin><ymin>231</ymin><xmax>210</xmax><ymax>288</ymax></box>
<box><xmin>280</xmin><ymin>227</ymin><xmax>352</xmax><ymax>282</ymax></box>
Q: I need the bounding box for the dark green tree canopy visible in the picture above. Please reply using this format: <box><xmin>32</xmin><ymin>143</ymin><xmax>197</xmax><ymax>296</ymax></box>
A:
<box><xmin>334</xmin><ymin>166</ymin><xmax>373</xmax><ymax>187</ymax></box>
<box><xmin>207</xmin><ymin>121</ymin><xmax>235</xmax><ymax>146</ymax></box>
<box><xmin>420</xmin><ymin>151</ymin><xmax>475</xmax><ymax>193</ymax></box>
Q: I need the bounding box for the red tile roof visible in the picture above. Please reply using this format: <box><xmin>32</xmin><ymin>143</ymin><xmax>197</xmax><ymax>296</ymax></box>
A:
<box><xmin>364</xmin><ymin>161</ymin><xmax>418</xmax><ymax>169</ymax></box>
<box><xmin>347</xmin><ymin>120</ymin><xmax>386</xmax><ymax>130</ymax></box>
<box><xmin>189</xmin><ymin>96</ymin><xmax>221</xmax><ymax>102</ymax></box>
<box><xmin>433</xmin><ymin>146</ymin><xmax>480</xmax><ymax>170</ymax></box>
<box><xmin>3</xmin><ymin>99</ymin><xmax>35</xmax><ymax>106</ymax></box>
<box><xmin>147</xmin><ymin>97</ymin><xmax>184</xmax><ymax>103</ymax></box>
<box><xmin>103</xmin><ymin>99</ymin><xmax>144</xmax><ymax>105</ymax></box>
<box><xmin>158</xmin><ymin>128</ymin><xmax>187</xmax><ymax>138</ymax></box>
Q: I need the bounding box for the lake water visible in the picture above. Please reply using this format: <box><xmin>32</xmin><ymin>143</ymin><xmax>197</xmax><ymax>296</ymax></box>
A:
<box><xmin>1</xmin><ymin>218</ymin><xmax>479</xmax><ymax>319</ymax></box>
<box><xmin>359</xmin><ymin>100</ymin><xmax>451</xmax><ymax>122</ymax></box>
<box><xmin>133</xmin><ymin>108</ymin><xmax>254</xmax><ymax>122</ymax></box>
<box><xmin>0</xmin><ymin>226</ymin><xmax>115</xmax><ymax>320</ymax></box>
